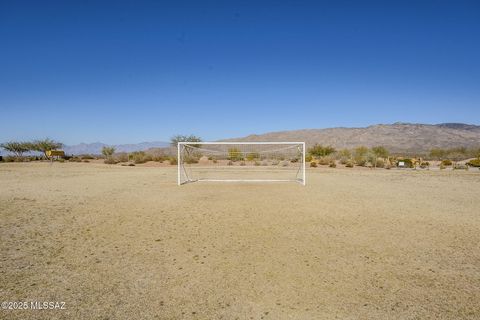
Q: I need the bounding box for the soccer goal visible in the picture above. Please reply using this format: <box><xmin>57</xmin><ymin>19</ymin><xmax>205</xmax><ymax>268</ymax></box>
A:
<box><xmin>177</xmin><ymin>142</ymin><xmax>306</xmax><ymax>185</ymax></box>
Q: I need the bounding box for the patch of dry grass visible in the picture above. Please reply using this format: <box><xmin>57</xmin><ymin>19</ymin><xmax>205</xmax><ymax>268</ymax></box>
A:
<box><xmin>0</xmin><ymin>163</ymin><xmax>479</xmax><ymax>319</ymax></box>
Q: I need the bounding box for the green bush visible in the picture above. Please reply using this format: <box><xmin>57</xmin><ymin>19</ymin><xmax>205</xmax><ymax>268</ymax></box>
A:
<box><xmin>246</xmin><ymin>152</ymin><xmax>259</xmax><ymax>161</ymax></box>
<box><xmin>308</xmin><ymin>144</ymin><xmax>336</xmax><ymax>157</ymax></box>
<box><xmin>305</xmin><ymin>154</ymin><xmax>313</xmax><ymax>162</ymax></box>
<box><xmin>310</xmin><ymin>161</ymin><xmax>317</xmax><ymax>168</ymax></box>
<box><xmin>356</xmin><ymin>159</ymin><xmax>367</xmax><ymax>167</ymax></box>
<box><xmin>345</xmin><ymin>160</ymin><xmax>354</xmax><ymax>168</ymax></box>
<box><xmin>467</xmin><ymin>159</ymin><xmax>480</xmax><ymax>167</ymax></box>
<box><xmin>441</xmin><ymin>159</ymin><xmax>452</xmax><ymax>166</ymax></box>
<box><xmin>420</xmin><ymin>161</ymin><xmax>430</xmax><ymax>169</ymax></box>
<box><xmin>228</xmin><ymin>148</ymin><xmax>243</xmax><ymax>161</ymax></box>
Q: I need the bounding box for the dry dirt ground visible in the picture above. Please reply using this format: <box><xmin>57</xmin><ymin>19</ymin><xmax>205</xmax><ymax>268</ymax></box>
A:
<box><xmin>0</xmin><ymin>163</ymin><xmax>479</xmax><ymax>320</ymax></box>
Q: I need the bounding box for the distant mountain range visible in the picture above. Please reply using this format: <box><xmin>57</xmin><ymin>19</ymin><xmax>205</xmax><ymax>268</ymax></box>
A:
<box><xmin>225</xmin><ymin>123</ymin><xmax>480</xmax><ymax>154</ymax></box>
<box><xmin>1</xmin><ymin>123</ymin><xmax>479</xmax><ymax>156</ymax></box>
<box><xmin>62</xmin><ymin>141</ymin><xmax>169</xmax><ymax>155</ymax></box>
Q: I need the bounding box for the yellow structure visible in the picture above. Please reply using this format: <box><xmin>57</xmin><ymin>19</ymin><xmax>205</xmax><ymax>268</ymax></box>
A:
<box><xmin>46</xmin><ymin>150</ymin><xmax>65</xmax><ymax>157</ymax></box>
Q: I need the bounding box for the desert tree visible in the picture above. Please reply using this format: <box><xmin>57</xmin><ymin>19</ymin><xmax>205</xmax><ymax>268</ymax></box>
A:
<box><xmin>102</xmin><ymin>146</ymin><xmax>116</xmax><ymax>164</ymax></box>
<box><xmin>171</xmin><ymin>134</ymin><xmax>202</xmax><ymax>158</ymax></box>
<box><xmin>170</xmin><ymin>134</ymin><xmax>202</xmax><ymax>147</ymax></box>
<box><xmin>0</xmin><ymin>141</ymin><xmax>32</xmax><ymax>158</ymax></box>
<box><xmin>102</xmin><ymin>146</ymin><xmax>116</xmax><ymax>158</ymax></box>
<box><xmin>371</xmin><ymin>146</ymin><xmax>389</xmax><ymax>168</ymax></box>
<box><xmin>31</xmin><ymin>138</ymin><xmax>63</xmax><ymax>159</ymax></box>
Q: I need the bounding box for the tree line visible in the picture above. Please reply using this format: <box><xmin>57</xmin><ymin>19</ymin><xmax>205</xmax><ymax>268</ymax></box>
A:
<box><xmin>0</xmin><ymin>139</ymin><xmax>63</xmax><ymax>159</ymax></box>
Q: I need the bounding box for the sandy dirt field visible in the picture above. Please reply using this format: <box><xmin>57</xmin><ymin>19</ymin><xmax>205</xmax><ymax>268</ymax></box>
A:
<box><xmin>1</xmin><ymin>162</ymin><xmax>479</xmax><ymax>319</ymax></box>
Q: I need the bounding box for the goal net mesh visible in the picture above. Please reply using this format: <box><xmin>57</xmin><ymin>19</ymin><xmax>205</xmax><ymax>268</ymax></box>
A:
<box><xmin>178</xmin><ymin>143</ymin><xmax>305</xmax><ymax>184</ymax></box>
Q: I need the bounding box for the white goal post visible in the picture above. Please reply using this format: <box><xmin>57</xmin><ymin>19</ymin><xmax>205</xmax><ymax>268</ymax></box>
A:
<box><xmin>177</xmin><ymin>142</ymin><xmax>306</xmax><ymax>185</ymax></box>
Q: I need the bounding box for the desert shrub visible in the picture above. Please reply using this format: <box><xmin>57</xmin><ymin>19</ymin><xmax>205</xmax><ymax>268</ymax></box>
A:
<box><xmin>82</xmin><ymin>160</ymin><xmax>90</xmax><ymax>163</ymax></box>
<box><xmin>246</xmin><ymin>152</ymin><xmax>259</xmax><ymax>161</ymax></box>
<box><xmin>467</xmin><ymin>158</ymin><xmax>480</xmax><ymax>167</ymax></box>
<box><xmin>261</xmin><ymin>161</ymin><xmax>268</xmax><ymax>166</ymax></box>
<box><xmin>317</xmin><ymin>157</ymin><xmax>330</xmax><ymax>165</ymax></box>
<box><xmin>104</xmin><ymin>158</ymin><xmax>117</xmax><ymax>164</ymax></box>
<box><xmin>310</xmin><ymin>161</ymin><xmax>317</xmax><ymax>168</ymax></box>
<box><xmin>70</xmin><ymin>157</ymin><xmax>82</xmax><ymax>162</ymax></box>
<box><xmin>227</xmin><ymin>160</ymin><xmax>233</xmax><ymax>166</ymax></box>
<box><xmin>152</xmin><ymin>155</ymin><xmax>168</xmax><ymax>162</ymax></box>
<box><xmin>345</xmin><ymin>160</ymin><xmax>354</xmax><ymax>168</ymax></box>
<box><xmin>130</xmin><ymin>151</ymin><xmax>154</xmax><ymax>164</ymax></box>
<box><xmin>116</xmin><ymin>153</ymin><xmax>129</xmax><ymax>162</ymax></box>
<box><xmin>440</xmin><ymin>164</ymin><xmax>446</xmax><ymax>170</ymax></box>
<box><xmin>420</xmin><ymin>161</ymin><xmax>430</xmax><ymax>169</ymax></box>
<box><xmin>308</xmin><ymin>144</ymin><xmax>336</xmax><ymax>158</ymax></box>
<box><xmin>329</xmin><ymin>161</ymin><xmax>336</xmax><ymax>168</ymax></box>
<box><xmin>281</xmin><ymin>161</ymin><xmax>289</xmax><ymax>167</ymax></box>
<box><xmin>339</xmin><ymin>158</ymin><xmax>348</xmax><ymax>165</ymax></box>
<box><xmin>375</xmin><ymin>159</ymin><xmax>385</xmax><ymax>168</ymax></box>
<box><xmin>441</xmin><ymin>159</ymin><xmax>452</xmax><ymax>166</ymax></box>
<box><xmin>337</xmin><ymin>149</ymin><xmax>352</xmax><ymax>161</ymax></box>
<box><xmin>228</xmin><ymin>148</ymin><xmax>243</xmax><ymax>161</ymax></box>
<box><xmin>290</xmin><ymin>157</ymin><xmax>299</xmax><ymax>163</ymax></box>
<box><xmin>453</xmin><ymin>163</ymin><xmax>468</xmax><ymax>170</ymax></box>
<box><xmin>213</xmin><ymin>159</ymin><xmax>218</xmax><ymax>163</ymax></box>
<box><xmin>356</xmin><ymin>159</ymin><xmax>367</xmax><ymax>167</ymax></box>
<box><xmin>271</xmin><ymin>160</ymin><xmax>279</xmax><ymax>165</ymax></box>
<box><xmin>239</xmin><ymin>161</ymin><xmax>246</xmax><ymax>166</ymax></box>
<box><xmin>254</xmin><ymin>161</ymin><xmax>260</xmax><ymax>166</ymax></box>
<box><xmin>80</xmin><ymin>154</ymin><xmax>95</xmax><ymax>160</ymax></box>
<box><xmin>168</xmin><ymin>157</ymin><xmax>178</xmax><ymax>165</ymax></box>
<box><xmin>58</xmin><ymin>158</ymin><xmax>65</xmax><ymax>163</ymax></box>
<box><xmin>305</xmin><ymin>154</ymin><xmax>313</xmax><ymax>162</ymax></box>
<box><xmin>184</xmin><ymin>156</ymin><xmax>199</xmax><ymax>164</ymax></box>
<box><xmin>354</xmin><ymin>146</ymin><xmax>369</xmax><ymax>165</ymax></box>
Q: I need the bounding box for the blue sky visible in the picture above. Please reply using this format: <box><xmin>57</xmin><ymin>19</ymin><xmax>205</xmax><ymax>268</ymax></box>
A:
<box><xmin>1</xmin><ymin>1</ymin><xmax>479</xmax><ymax>144</ymax></box>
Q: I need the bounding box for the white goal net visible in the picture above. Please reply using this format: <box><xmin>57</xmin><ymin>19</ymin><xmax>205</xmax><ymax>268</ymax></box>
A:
<box><xmin>178</xmin><ymin>142</ymin><xmax>306</xmax><ymax>185</ymax></box>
